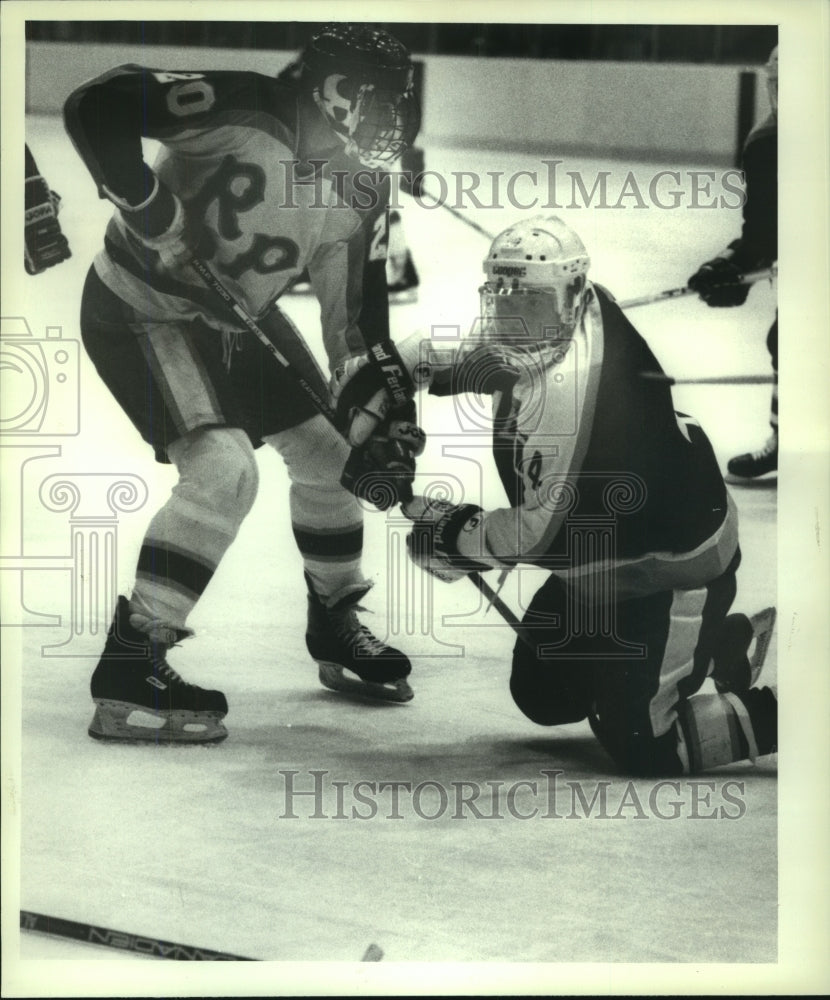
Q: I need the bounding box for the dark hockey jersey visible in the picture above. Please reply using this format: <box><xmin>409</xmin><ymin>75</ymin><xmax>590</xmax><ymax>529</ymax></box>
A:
<box><xmin>64</xmin><ymin>65</ymin><xmax>392</xmax><ymax>368</ymax></box>
<box><xmin>401</xmin><ymin>283</ymin><xmax>738</xmax><ymax>599</ymax></box>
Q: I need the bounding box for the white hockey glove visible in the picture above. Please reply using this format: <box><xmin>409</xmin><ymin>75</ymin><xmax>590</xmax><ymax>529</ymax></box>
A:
<box><xmin>112</xmin><ymin>174</ymin><xmax>192</xmax><ymax>271</ymax></box>
<box><xmin>340</xmin><ymin>399</ymin><xmax>425</xmax><ymax>511</ymax></box>
<box><xmin>404</xmin><ymin>497</ymin><xmax>494</xmax><ymax>583</ymax></box>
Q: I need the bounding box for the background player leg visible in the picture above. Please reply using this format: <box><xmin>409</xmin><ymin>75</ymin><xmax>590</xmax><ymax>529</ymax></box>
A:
<box><xmin>385</xmin><ymin>210</ymin><xmax>419</xmax><ymax>303</ymax></box>
<box><xmin>727</xmin><ymin>314</ymin><xmax>778</xmax><ymax>480</ymax></box>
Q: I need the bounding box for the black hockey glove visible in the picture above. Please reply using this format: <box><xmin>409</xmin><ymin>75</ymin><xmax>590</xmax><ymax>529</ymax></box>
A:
<box><xmin>687</xmin><ymin>244</ymin><xmax>751</xmax><ymax>307</ymax></box>
<box><xmin>339</xmin><ymin>400</ymin><xmax>425</xmax><ymax>511</ymax></box>
<box><xmin>332</xmin><ymin>340</ymin><xmax>415</xmax><ymax>447</ymax></box>
<box><xmin>405</xmin><ymin>497</ymin><xmax>492</xmax><ymax>583</ymax></box>
<box><xmin>24</xmin><ymin>174</ymin><xmax>71</xmax><ymax>275</ymax></box>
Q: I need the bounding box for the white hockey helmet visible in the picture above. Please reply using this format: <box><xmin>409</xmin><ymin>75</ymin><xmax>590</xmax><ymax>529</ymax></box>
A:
<box><xmin>765</xmin><ymin>44</ymin><xmax>778</xmax><ymax>115</ymax></box>
<box><xmin>303</xmin><ymin>23</ymin><xmax>420</xmax><ymax>169</ymax></box>
<box><xmin>478</xmin><ymin>215</ymin><xmax>591</xmax><ymax>343</ymax></box>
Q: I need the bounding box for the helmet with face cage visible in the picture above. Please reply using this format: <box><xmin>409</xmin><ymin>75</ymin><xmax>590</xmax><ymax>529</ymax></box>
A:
<box><xmin>303</xmin><ymin>23</ymin><xmax>420</xmax><ymax>169</ymax></box>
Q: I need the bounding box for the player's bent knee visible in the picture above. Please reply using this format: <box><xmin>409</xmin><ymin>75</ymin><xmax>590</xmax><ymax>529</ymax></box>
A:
<box><xmin>509</xmin><ymin>656</ymin><xmax>592</xmax><ymax>727</ymax></box>
<box><xmin>170</xmin><ymin>426</ymin><xmax>259</xmax><ymax>517</ymax></box>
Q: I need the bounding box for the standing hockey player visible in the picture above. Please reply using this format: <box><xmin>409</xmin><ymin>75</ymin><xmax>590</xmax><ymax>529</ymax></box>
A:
<box><xmin>340</xmin><ymin>215</ymin><xmax>777</xmax><ymax>776</ymax></box>
<box><xmin>64</xmin><ymin>24</ymin><xmax>422</xmax><ymax>743</ymax></box>
<box><xmin>688</xmin><ymin>45</ymin><xmax>778</xmax><ymax>481</ymax></box>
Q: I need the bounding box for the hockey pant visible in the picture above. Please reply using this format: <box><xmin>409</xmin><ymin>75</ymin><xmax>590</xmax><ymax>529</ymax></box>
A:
<box><xmin>509</xmin><ymin>550</ymin><xmax>775</xmax><ymax>775</ymax></box>
<box><xmin>79</xmin><ymin>264</ymin><xmax>367</xmax><ymax>630</ymax></box>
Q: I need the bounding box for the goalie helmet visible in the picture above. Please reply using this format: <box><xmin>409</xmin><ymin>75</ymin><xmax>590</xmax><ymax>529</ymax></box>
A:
<box><xmin>478</xmin><ymin>215</ymin><xmax>591</xmax><ymax>343</ymax></box>
<box><xmin>303</xmin><ymin>23</ymin><xmax>420</xmax><ymax>169</ymax></box>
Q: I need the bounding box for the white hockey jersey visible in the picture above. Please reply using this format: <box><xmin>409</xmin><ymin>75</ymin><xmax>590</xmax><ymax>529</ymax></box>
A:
<box><xmin>402</xmin><ymin>282</ymin><xmax>739</xmax><ymax>600</ymax></box>
<box><xmin>64</xmin><ymin>64</ymin><xmax>392</xmax><ymax>368</ymax></box>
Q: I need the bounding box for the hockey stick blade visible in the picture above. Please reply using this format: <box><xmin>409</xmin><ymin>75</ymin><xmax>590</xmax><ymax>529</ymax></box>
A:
<box><xmin>20</xmin><ymin>910</ymin><xmax>256</xmax><ymax>960</ymax></box>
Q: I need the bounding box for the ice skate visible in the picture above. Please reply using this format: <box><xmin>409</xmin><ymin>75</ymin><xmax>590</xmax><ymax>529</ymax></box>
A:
<box><xmin>725</xmin><ymin>432</ymin><xmax>777</xmax><ymax>482</ymax></box>
<box><xmin>88</xmin><ymin>596</ymin><xmax>228</xmax><ymax>744</ymax></box>
<box><xmin>712</xmin><ymin>606</ymin><xmax>776</xmax><ymax>694</ymax></box>
<box><xmin>306</xmin><ymin>577</ymin><xmax>414</xmax><ymax>703</ymax></box>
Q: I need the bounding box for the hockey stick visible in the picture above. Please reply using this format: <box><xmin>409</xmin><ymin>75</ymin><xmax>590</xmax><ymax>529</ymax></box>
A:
<box><xmin>618</xmin><ymin>264</ymin><xmax>777</xmax><ymax>310</ymax></box>
<box><xmin>188</xmin><ymin>256</ymin><xmax>340</xmax><ymax>426</ymax></box>
<box><xmin>20</xmin><ymin>910</ymin><xmax>256</xmax><ymax>960</ymax></box>
<box><xmin>640</xmin><ymin>372</ymin><xmax>775</xmax><ymax>387</ymax></box>
<box><xmin>188</xmin><ymin>257</ymin><xmax>530</xmax><ymax>641</ymax></box>
<box><xmin>410</xmin><ymin>186</ymin><xmax>498</xmax><ymax>241</ymax></box>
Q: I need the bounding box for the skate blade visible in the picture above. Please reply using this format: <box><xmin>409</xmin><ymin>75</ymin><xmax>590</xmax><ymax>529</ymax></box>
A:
<box><xmin>724</xmin><ymin>469</ymin><xmax>777</xmax><ymax>486</ymax></box>
<box><xmin>88</xmin><ymin>700</ymin><xmax>228</xmax><ymax>744</ymax></box>
<box><xmin>317</xmin><ymin>662</ymin><xmax>414</xmax><ymax>703</ymax></box>
<box><xmin>748</xmin><ymin>607</ymin><xmax>776</xmax><ymax>684</ymax></box>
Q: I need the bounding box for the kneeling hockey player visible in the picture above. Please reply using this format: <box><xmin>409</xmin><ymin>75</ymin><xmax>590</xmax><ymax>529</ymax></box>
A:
<box><xmin>337</xmin><ymin>215</ymin><xmax>777</xmax><ymax>776</ymax></box>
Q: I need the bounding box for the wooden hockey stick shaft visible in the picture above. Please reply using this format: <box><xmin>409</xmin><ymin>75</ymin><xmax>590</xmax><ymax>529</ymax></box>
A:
<box><xmin>402</xmin><ymin>199</ymin><xmax>777</xmax><ymax>316</ymax></box>
<box><xmin>188</xmin><ymin>256</ymin><xmax>339</xmax><ymax>426</ymax></box>
<box><xmin>641</xmin><ymin>372</ymin><xmax>775</xmax><ymax>386</ymax></box>
<box><xmin>618</xmin><ymin>264</ymin><xmax>777</xmax><ymax>310</ymax></box>
<box><xmin>411</xmin><ymin>186</ymin><xmax>499</xmax><ymax>241</ymax></box>
<box><xmin>20</xmin><ymin>910</ymin><xmax>256</xmax><ymax>960</ymax></box>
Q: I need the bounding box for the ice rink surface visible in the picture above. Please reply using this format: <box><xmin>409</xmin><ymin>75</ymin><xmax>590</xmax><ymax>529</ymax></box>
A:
<box><xmin>8</xmin><ymin>116</ymin><xmax>779</xmax><ymax>973</ymax></box>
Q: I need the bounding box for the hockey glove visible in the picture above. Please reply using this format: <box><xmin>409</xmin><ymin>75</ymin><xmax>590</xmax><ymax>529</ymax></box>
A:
<box><xmin>117</xmin><ymin>174</ymin><xmax>192</xmax><ymax>272</ymax></box>
<box><xmin>404</xmin><ymin>497</ymin><xmax>492</xmax><ymax>584</ymax></box>
<box><xmin>332</xmin><ymin>339</ymin><xmax>415</xmax><ymax>447</ymax></box>
<box><xmin>340</xmin><ymin>400</ymin><xmax>425</xmax><ymax>511</ymax></box>
<box><xmin>24</xmin><ymin>174</ymin><xmax>71</xmax><ymax>275</ymax></box>
<box><xmin>687</xmin><ymin>244</ymin><xmax>751</xmax><ymax>307</ymax></box>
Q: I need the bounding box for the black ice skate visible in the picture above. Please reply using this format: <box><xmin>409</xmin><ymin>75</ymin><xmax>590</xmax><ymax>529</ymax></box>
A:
<box><xmin>305</xmin><ymin>577</ymin><xmax>414</xmax><ymax>703</ymax></box>
<box><xmin>88</xmin><ymin>596</ymin><xmax>228</xmax><ymax>744</ymax></box>
<box><xmin>726</xmin><ymin>432</ymin><xmax>777</xmax><ymax>482</ymax></box>
<box><xmin>712</xmin><ymin>606</ymin><xmax>776</xmax><ymax>694</ymax></box>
